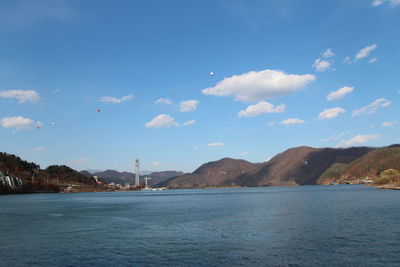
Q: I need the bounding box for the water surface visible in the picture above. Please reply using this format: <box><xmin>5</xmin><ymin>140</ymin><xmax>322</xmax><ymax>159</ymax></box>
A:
<box><xmin>1</xmin><ymin>185</ymin><xmax>399</xmax><ymax>266</ymax></box>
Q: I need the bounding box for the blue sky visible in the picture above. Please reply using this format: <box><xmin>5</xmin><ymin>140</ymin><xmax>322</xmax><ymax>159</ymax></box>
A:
<box><xmin>1</xmin><ymin>0</ymin><xmax>399</xmax><ymax>173</ymax></box>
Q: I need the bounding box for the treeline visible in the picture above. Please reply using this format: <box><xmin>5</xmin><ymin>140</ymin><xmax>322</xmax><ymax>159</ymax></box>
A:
<box><xmin>0</xmin><ymin>152</ymin><xmax>96</xmax><ymax>194</ymax></box>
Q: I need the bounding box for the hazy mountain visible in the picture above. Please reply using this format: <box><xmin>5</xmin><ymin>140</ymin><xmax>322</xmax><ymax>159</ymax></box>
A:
<box><xmin>80</xmin><ymin>170</ymin><xmax>92</xmax><ymax>178</ymax></box>
<box><xmin>91</xmin><ymin>169</ymin><xmax>184</xmax><ymax>185</ymax></box>
<box><xmin>85</xmin><ymin>169</ymin><xmax>104</xmax><ymax>174</ymax></box>
<box><xmin>93</xmin><ymin>170</ymin><xmax>135</xmax><ymax>184</ymax></box>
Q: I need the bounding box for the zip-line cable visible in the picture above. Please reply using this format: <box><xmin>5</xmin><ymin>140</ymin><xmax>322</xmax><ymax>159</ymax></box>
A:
<box><xmin>3</xmin><ymin>21</ymin><xmax>399</xmax><ymax>140</ymax></box>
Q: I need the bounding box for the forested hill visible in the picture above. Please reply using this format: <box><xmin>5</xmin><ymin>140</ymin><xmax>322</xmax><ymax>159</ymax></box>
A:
<box><xmin>158</xmin><ymin>146</ymin><xmax>375</xmax><ymax>188</ymax></box>
<box><xmin>340</xmin><ymin>145</ymin><xmax>400</xmax><ymax>181</ymax></box>
<box><xmin>0</xmin><ymin>152</ymin><xmax>96</xmax><ymax>193</ymax></box>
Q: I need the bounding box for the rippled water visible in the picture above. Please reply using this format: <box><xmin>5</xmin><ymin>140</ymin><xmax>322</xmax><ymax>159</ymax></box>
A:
<box><xmin>1</xmin><ymin>185</ymin><xmax>400</xmax><ymax>266</ymax></box>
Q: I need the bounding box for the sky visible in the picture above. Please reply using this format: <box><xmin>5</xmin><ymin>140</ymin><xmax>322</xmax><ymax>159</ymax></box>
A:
<box><xmin>0</xmin><ymin>0</ymin><xmax>399</xmax><ymax>173</ymax></box>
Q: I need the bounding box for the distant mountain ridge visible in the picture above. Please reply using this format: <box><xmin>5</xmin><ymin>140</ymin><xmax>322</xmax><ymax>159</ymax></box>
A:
<box><xmin>85</xmin><ymin>169</ymin><xmax>184</xmax><ymax>185</ymax></box>
<box><xmin>158</xmin><ymin>146</ymin><xmax>375</xmax><ymax>188</ymax></box>
<box><xmin>158</xmin><ymin>158</ymin><xmax>258</xmax><ymax>188</ymax></box>
<box><xmin>3</xmin><ymin>143</ymin><xmax>399</xmax><ymax>193</ymax></box>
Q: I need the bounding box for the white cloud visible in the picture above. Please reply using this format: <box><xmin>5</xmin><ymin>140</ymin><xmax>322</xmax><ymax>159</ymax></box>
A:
<box><xmin>313</xmin><ymin>58</ymin><xmax>331</xmax><ymax>72</ymax></box>
<box><xmin>207</xmin><ymin>142</ymin><xmax>224</xmax><ymax>149</ymax></box>
<box><xmin>238</xmin><ymin>101</ymin><xmax>285</xmax><ymax>117</ymax></box>
<box><xmin>72</xmin><ymin>158</ymin><xmax>90</xmax><ymax>164</ymax></box>
<box><xmin>327</xmin><ymin>86</ymin><xmax>354</xmax><ymax>101</ymax></box>
<box><xmin>240</xmin><ymin>151</ymin><xmax>252</xmax><ymax>156</ymax></box>
<box><xmin>0</xmin><ymin>89</ymin><xmax>40</xmax><ymax>103</ymax></box>
<box><xmin>180</xmin><ymin>100</ymin><xmax>199</xmax><ymax>112</ymax></box>
<box><xmin>372</xmin><ymin>0</ymin><xmax>385</xmax><ymax>5</ymax></box>
<box><xmin>202</xmin><ymin>69</ymin><xmax>316</xmax><ymax>102</ymax></box>
<box><xmin>337</xmin><ymin>134</ymin><xmax>379</xmax><ymax>147</ymax></box>
<box><xmin>382</xmin><ymin>121</ymin><xmax>398</xmax><ymax>127</ymax></box>
<box><xmin>323</xmin><ymin>48</ymin><xmax>335</xmax><ymax>58</ymax></box>
<box><xmin>369</xmin><ymin>58</ymin><xmax>378</xmax><ymax>63</ymax></box>
<box><xmin>280</xmin><ymin>118</ymin><xmax>305</xmax><ymax>125</ymax></box>
<box><xmin>0</xmin><ymin>1</ymin><xmax>74</xmax><ymax>29</ymax></box>
<box><xmin>183</xmin><ymin>120</ymin><xmax>195</xmax><ymax>126</ymax></box>
<box><xmin>145</xmin><ymin>114</ymin><xmax>179</xmax><ymax>128</ymax></box>
<box><xmin>352</xmin><ymin>98</ymin><xmax>391</xmax><ymax>116</ymax></box>
<box><xmin>152</xmin><ymin>161</ymin><xmax>160</xmax><ymax>166</ymax></box>
<box><xmin>1</xmin><ymin>116</ymin><xmax>34</xmax><ymax>130</ymax></box>
<box><xmin>319</xmin><ymin>107</ymin><xmax>346</xmax><ymax>120</ymax></box>
<box><xmin>372</xmin><ymin>0</ymin><xmax>400</xmax><ymax>6</ymax></box>
<box><xmin>154</xmin><ymin>98</ymin><xmax>172</xmax><ymax>104</ymax></box>
<box><xmin>193</xmin><ymin>146</ymin><xmax>199</xmax><ymax>150</ymax></box>
<box><xmin>343</xmin><ymin>56</ymin><xmax>352</xmax><ymax>64</ymax></box>
<box><xmin>100</xmin><ymin>94</ymin><xmax>133</xmax><ymax>104</ymax></box>
<box><xmin>29</xmin><ymin>147</ymin><xmax>45</xmax><ymax>152</ymax></box>
<box><xmin>53</xmin><ymin>88</ymin><xmax>60</xmax><ymax>93</ymax></box>
<box><xmin>268</xmin><ymin>121</ymin><xmax>277</xmax><ymax>126</ymax></box>
<box><xmin>355</xmin><ymin>44</ymin><xmax>377</xmax><ymax>60</ymax></box>
<box><xmin>322</xmin><ymin>134</ymin><xmax>335</xmax><ymax>143</ymax></box>
<box><xmin>322</xmin><ymin>132</ymin><xmax>349</xmax><ymax>143</ymax></box>
<box><xmin>343</xmin><ymin>44</ymin><xmax>377</xmax><ymax>64</ymax></box>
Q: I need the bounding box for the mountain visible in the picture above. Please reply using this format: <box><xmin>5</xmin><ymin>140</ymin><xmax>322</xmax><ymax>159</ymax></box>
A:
<box><xmin>234</xmin><ymin>146</ymin><xmax>373</xmax><ymax>186</ymax></box>
<box><xmin>158</xmin><ymin>158</ymin><xmax>259</xmax><ymax>188</ymax></box>
<box><xmin>146</xmin><ymin>171</ymin><xmax>184</xmax><ymax>185</ymax></box>
<box><xmin>159</xmin><ymin>146</ymin><xmax>374</xmax><ymax>188</ymax></box>
<box><xmin>93</xmin><ymin>170</ymin><xmax>135</xmax><ymax>184</ymax></box>
<box><xmin>340</xmin><ymin>145</ymin><xmax>400</xmax><ymax>181</ymax></box>
<box><xmin>80</xmin><ymin>170</ymin><xmax>92</xmax><ymax>178</ymax></box>
<box><xmin>91</xmin><ymin>169</ymin><xmax>183</xmax><ymax>185</ymax></box>
<box><xmin>85</xmin><ymin>169</ymin><xmax>104</xmax><ymax>174</ymax></box>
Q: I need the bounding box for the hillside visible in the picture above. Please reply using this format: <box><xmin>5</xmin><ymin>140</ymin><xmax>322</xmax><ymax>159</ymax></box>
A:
<box><xmin>147</xmin><ymin>171</ymin><xmax>184</xmax><ymax>185</ymax></box>
<box><xmin>340</xmin><ymin>145</ymin><xmax>400</xmax><ymax>181</ymax></box>
<box><xmin>93</xmin><ymin>169</ymin><xmax>135</xmax><ymax>184</ymax></box>
<box><xmin>158</xmin><ymin>158</ymin><xmax>259</xmax><ymax>188</ymax></box>
<box><xmin>160</xmin><ymin>146</ymin><xmax>374</xmax><ymax>188</ymax></box>
<box><xmin>0</xmin><ymin>152</ymin><xmax>96</xmax><ymax>193</ymax></box>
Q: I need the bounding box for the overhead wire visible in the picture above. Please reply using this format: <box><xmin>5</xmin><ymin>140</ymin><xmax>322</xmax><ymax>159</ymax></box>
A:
<box><xmin>2</xmin><ymin>21</ymin><xmax>399</xmax><ymax>140</ymax></box>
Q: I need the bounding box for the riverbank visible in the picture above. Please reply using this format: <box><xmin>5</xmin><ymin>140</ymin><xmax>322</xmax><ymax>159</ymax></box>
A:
<box><xmin>376</xmin><ymin>184</ymin><xmax>400</xmax><ymax>190</ymax></box>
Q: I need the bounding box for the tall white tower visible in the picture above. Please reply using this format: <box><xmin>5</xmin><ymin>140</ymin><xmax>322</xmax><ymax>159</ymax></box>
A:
<box><xmin>135</xmin><ymin>159</ymin><xmax>140</xmax><ymax>186</ymax></box>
